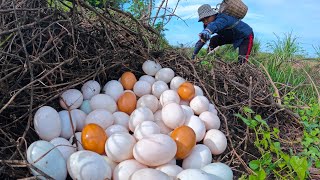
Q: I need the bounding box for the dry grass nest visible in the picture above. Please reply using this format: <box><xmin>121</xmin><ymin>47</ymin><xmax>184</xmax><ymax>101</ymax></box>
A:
<box><xmin>0</xmin><ymin>0</ymin><xmax>303</xmax><ymax>179</ymax></box>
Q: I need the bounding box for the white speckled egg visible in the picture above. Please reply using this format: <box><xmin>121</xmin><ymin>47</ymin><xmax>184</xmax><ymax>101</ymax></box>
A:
<box><xmin>133</xmin><ymin>80</ymin><xmax>152</xmax><ymax>97</ymax></box>
<box><xmin>70</xmin><ymin>109</ymin><xmax>87</xmax><ymax>131</ymax></box>
<box><xmin>34</xmin><ymin>106</ymin><xmax>61</xmax><ymax>141</ymax></box>
<box><xmin>182</xmin><ymin>144</ymin><xmax>212</xmax><ymax>169</ymax></box>
<box><xmin>133</xmin><ymin>134</ymin><xmax>177</xmax><ymax>166</ymax></box>
<box><xmin>162</xmin><ymin>103</ymin><xmax>185</xmax><ymax>129</ymax></box>
<box><xmin>81</xmin><ymin>80</ymin><xmax>101</xmax><ymax>100</ymax></box>
<box><xmin>89</xmin><ymin>94</ymin><xmax>117</xmax><ymax>113</ymax></box>
<box><xmin>85</xmin><ymin>109</ymin><xmax>114</xmax><ymax>129</ymax></box>
<box><xmin>152</xmin><ymin>80</ymin><xmax>169</xmax><ymax>98</ymax></box>
<box><xmin>199</xmin><ymin>111</ymin><xmax>220</xmax><ymax>130</ymax></box>
<box><xmin>67</xmin><ymin>150</ymin><xmax>111</xmax><ymax>180</ymax></box>
<box><xmin>50</xmin><ymin>137</ymin><xmax>75</xmax><ymax>161</ymax></box>
<box><xmin>113</xmin><ymin>111</ymin><xmax>130</xmax><ymax>130</ymax></box>
<box><xmin>27</xmin><ymin>140</ymin><xmax>67</xmax><ymax>180</ymax></box>
<box><xmin>142</xmin><ymin>60</ymin><xmax>162</xmax><ymax>76</ymax></box>
<box><xmin>159</xmin><ymin>90</ymin><xmax>180</xmax><ymax>107</ymax></box>
<box><xmin>113</xmin><ymin>159</ymin><xmax>147</xmax><ymax>180</ymax></box>
<box><xmin>202</xmin><ymin>162</ymin><xmax>233</xmax><ymax>180</ymax></box>
<box><xmin>184</xmin><ymin>115</ymin><xmax>206</xmax><ymax>142</ymax></box>
<box><xmin>58</xmin><ymin>110</ymin><xmax>77</xmax><ymax>139</ymax></box>
<box><xmin>189</xmin><ymin>96</ymin><xmax>209</xmax><ymax>115</ymax></box>
<box><xmin>170</xmin><ymin>76</ymin><xmax>186</xmax><ymax>90</ymax></box>
<box><xmin>155</xmin><ymin>68</ymin><xmax>175</xmax><ymax>83</ymax></box>
<box><xmin>103</xmin><ymin>80</ymin><xmax>124</xmax><ymax>101</ymax></box>
<box><xmin>129</xmin><ymin>107</ymin><xmax>154</xmax><ymax>132</ymax></box>
<box><xmin>204</xmin><ymin>129</ymin><xmax>227</xmax><ymax>155</ymax></box>
<box><xmin>105</xmin><ymin>124</ymin><xmax>129</xmax><ymax>136</ymax></box>
<box><xmin>134</xmin><ymin>121</ymin><xmax>160</xmax><ymax>140</ymax></box>
<box><xmin>80</xmin><ymin>100</ymin><xmax>92</xmax><ymax>114</ymax></box>
<box><xmin>137</xmin><ymin>94</ymin><xmax>159</xmax><ymax>113</ymax></box>
<box><xmin>105</xmin><ymin>133</ymin><xmax>136</xmax><ymax>162</ymax></box>
<box><xmin>60</xmin><ymin>89</ymin><xmax>83</xmax><ymax>110</ymax></box>
<box><xmin>139</xmin><ymin>75</ymin><xmax>156</xmax><ymax>85</ymax></box>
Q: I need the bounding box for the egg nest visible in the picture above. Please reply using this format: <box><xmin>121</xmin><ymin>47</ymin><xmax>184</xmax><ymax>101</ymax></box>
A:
<box><xmin>0</xmin><ymin>0</ymin><xmax>303</xmax><ymax>179</ymax></box>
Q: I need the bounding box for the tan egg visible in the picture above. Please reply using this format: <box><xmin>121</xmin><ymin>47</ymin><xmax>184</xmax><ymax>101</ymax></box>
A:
<box><xmin>152</xmin><ymin>80</ymin><xmax>169</xmax><ymax>99</ymax></box>
<box><xmin>120</xmin><ymin>72</ymin><xmax>137</xmax><ymax>90</ymax></box>
<box><xmin>178</xmin><ymin>82</ymin><xmax>195</xmax><ymax>101</ymax></box>
<box><xmin>134</xmin><ymin>121</ymin><xmax>160</xmax><ymax>140</ymax></box>
<box><xmin>155</xmin><ymin>68</ymin><xmax>175</xmax><ymax>83</ymax></box>
<box><xmin>162</xmin><ymin>103</ymin><xmax>185</xmax><ymax>129</ymax></box>
<box><xmin>199</xmin><ymin>111</ymin><xmax>221</xmax><ymax>130</ymax></box>
<box><xmin>184</xmin><ymin>115</ymin><xmax>206</xmax><ymax>142</ymax></box>
<box><xmin>133</xmin><ymin>80</ymin><xmax>152</xmax><ymax>97</ymax></box>
<box><xmin>133</xmin><ymin>134</ymin><xmax>177</xmax><ymax>166</ymax></box>
<box><xmin>113</xmin><ymin>159</ymin><xmax>147</xmax><ymax>180</ymax></box>
<box><xmin>117</xmin><ymin>91</ymin><xmax>137</xmax><ymax>115</ymax></box>
<box><xmin>170</xmin><ymin>76</ymin><xmax>186</xmax><ymax>90</ymax></box>
<box><xmin>142</xmin><ymin>60</ymin><xmax>162</xmax><ymax>76</ymax></box>
<box><xmin>103</xmin><ymin>80</ymin><xmax>124</xmax><ymax>101</ymax></box>
<box><xmin>85</xmin><ymin>109</ymin><xmax>114</xmax><ymax>129</ymax></box>
<box><xmin>203</xmin><ymin>129</ymin><xmax>227</xmax><ymax>155</ymax></box>
<box><xmin>129</xmin><ymin>107</ymin><xmax>154</xmax><ymax>132</ymax></box>
<box><xmin>139</xmin><ymin>75</ymin><xmax>156</xmax><ymax>85</ymax></box>
<box><xmin>81</xmin><ymin>80</ymin><xmax>101</xmax><ymax>100</ymax></box>
<box><xmin>60</xmin><ymin>89</ymin><xmax>83</xmax><ymax>110</ymax></box>
<box><xmin>182</xmin><ymin>144</ymin><xmax>212</xmax><ymax>169</ymax></box>
<box><xmin>89</xmin><ymin>94</ymin><xmax>117</xmax><ymax>113</ymax></box>
<box><xmin>160</xmin><ymin>90</ymin><xmax>180</xmax><ymax>107</ymax></box>
<box><xmin>105</xmin><ymin>133</ymin><xmax>136</xmax><ymax>163</ymax></box>
<box><xmin>189</xmin><ymin>96</ymin><xmax>209</xmax><ymax>115</ymax></box>
<box><xmin>137</xmin><ymin>94</ymin><xmax>159</xmax><ymax>113</ymax></box>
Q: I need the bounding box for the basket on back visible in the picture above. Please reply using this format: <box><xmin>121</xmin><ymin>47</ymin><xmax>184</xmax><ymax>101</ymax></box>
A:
<box><xmin>218</xmin><ymin>0</ymin><xmax>248</xmax><ymax>19</ymax></box>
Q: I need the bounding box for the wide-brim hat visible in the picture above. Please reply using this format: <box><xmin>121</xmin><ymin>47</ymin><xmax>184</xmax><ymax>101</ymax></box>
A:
<box><xmin>198</xmin><ymin>4</ymin><xmax>218</xmax><ymax>22</ymax></box>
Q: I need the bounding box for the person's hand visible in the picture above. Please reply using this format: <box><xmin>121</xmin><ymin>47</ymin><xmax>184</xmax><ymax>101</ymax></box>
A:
<box><xmin>199</xmin><ymin>29</ymin><xmax>211</xmax><ymax>41</ymax></box>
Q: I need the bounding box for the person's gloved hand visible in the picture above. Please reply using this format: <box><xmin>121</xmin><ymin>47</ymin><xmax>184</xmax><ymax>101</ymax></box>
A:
<box><xmin>199</xmin><ymin>29</ymin><xmax>211</xmax><ymax>41</ymax></box>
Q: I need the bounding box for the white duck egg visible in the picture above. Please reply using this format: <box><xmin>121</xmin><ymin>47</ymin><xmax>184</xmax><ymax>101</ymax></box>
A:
<box><xmin>189</xmin><ymin>96</ymin><xmax>209</xmax><ymax>115</ymax></box>
<box><xmin>85</xmin><ymin>109</ymin><xmax>114</xmax><ymax>129</ymax></box>
<box><xmin>201</xmin><ymin>162</ymin><xmax>233</xmax><ymax>180</ymax></box>
<box><xmin>142</xmin><ymin>60</ymin><xmax>162</xmax><ymax>76</ymax></box>
<box><xmin>155</xmin><ymin>68</ymin><xmax>175</xmax><ymax>83</ymax></box>
<box><xmin>105</xmin><ymin>124</ymin><xmax>129</xmax><ymax>136</ymax></box>
<box><xmin>69</xmin><ymin>132</ymin><xmax>83</xmax><ymax>151</ymax></box>
<box><xmin>152</xmin><ymin>80</ymin><xmax>169</xmax><ymax>99</ymax></box>
<box><xmin>170</xmin><ymin>76</ymin><xmax>185</xmax><ymax>90</ymax></box>
<box><xmin>134</xmin><ymin>121</ymin><xmax>160</xmax><ymax>140</ymax></box>
<box><xmin>27</xmin><ymin>140</ymin><xmax>67</xmax><ymax>180</ymax></box>
<box><xmin>130</xmin><ymin>168</ymin><xmax>171</xmax><ymax>180</ymax></box>
<box><xmin>133</xmin><ymin>134</ymin><xmax>177</xmax><ymax>167</ymax></box>
<box><xmin>180</xmin><ymin>100</ymin><xmax>190</xmax><ymax>106</ymax></box>
<box><xmin>160</xmin><ymin>90</ymin><xmax>180</xmax><ymax>107</ymax></box>
<box><xmin>133</xmin><ymin>80</ymin><xmax>152</xmax><ymax>97</ymax></box>
<box><xmin>156</xmin><ymin>164</ymin><xmax>183</xmax><ymax>178</ymax></box>
<box><xmin>176</xmin><ymin>169</ymin><xmax>215</xmax><ymax>180</ymax></box>
<box><xmin>113</xmin><ymin>111</ymin><xmax>130</xmax><ymax>130</ymax></box>
<box><xmin>129</xmin><ymin>107</ymin><xmax>154</xmax><ymax>132</ymax></box>
<box><xmin>102</xmin><ymin>155</ymin><xmax>118</xmax><ymax>173</ymax></box>
<box><xmin>199</xmin><ymin>111</ymin><xmax>221</xmax><ymax>130</ymax></box>
<box><xmin>70</xmin><ymin>109</ymin><xmax>87</xmax><ymax>131</ymax></box>
<box><xmin>154</xmin><ymin>110</ymin><xmax>172</xmax><ymax>134</ymax></box>
<box><xmin>137</xmin><ymin>94</ymin><xmax>159</xmax><ymax>113</ymax></box>
<box><xmin>184</xmin><ymin>115</ymin><xmax>206</xmax><ymax>142</ymax></box>
<box><xmin>182</xmin><ymin>144</ymin><xmax>212</xmax><ymax>169</ymax></box>
<box><xmin>105</xmin><ymin>133</ymin><xmax>136</xmax><ymax>163</ymax></box>
<box><xmin>194</xmin><ymin>85</ymin><xmax>204</xmax><ymax>96</ymax></box>
<box><xmin>58</xmin><ymin>110</ymin><xmax>77</xmax><ymax>139</ymax></box>
<box><xmin>80</xmin><ymin>100</ymin><xmax>92</xmax><ymax>114</ymax></box>
<box><xmin>89</xmin><ymin>94</ymin><xmax>117</xmax><ymax>113</ymax></box>
<box><xmin>67</xmin><ymin>150</ymin><xmax>111</xmax><ymax>180</ymax></box>
<box><xmin>103</xmin><ymin>80</ymin><xmax>124</xmax><ymax>101</ymax></box>
<box><xmin>50</xmin><ymin>137</ymin><xmax>75</xmax><ymax>161</ymax></box>
<box><xmin>139</xmin><ymin>75</ymin><xmax>156</xmax><ymax>85</ymax></box>
<box><xmin>113</xmin><ymin>159</ymin><xmax>147</xmax><ymax>180</ymax></box>
<box><xmin>208</xmin><ymin>103</ymin><xmax>218</xmax><ymax>115</ymax></box>
<box><xmin>59</xmin><ymin>89</ymin><xmax>83</xmax><ymax>110</ymax></box>
<box><xmin>162</xmin><ymin>103</ymin><xmax>185</xmax><ymax>129</ymax></box>
<box><xmin>204</xmin><ymin>129</ymin><xmax>228</xmax><ymax>155</ymax></box>
<box><xmin>34</xmin><ymin>106</ymin><xmax>61</xmax><ymax>141</ymax></box>
<box><xmin>81</xmin><ymin>80</ymin><xmax>101</xmax><ymax>100</ymax></box>
<box><xmin>181</xmin><ymin>105</ymin><xmax>194</xmax><ymax>120</ymax></box>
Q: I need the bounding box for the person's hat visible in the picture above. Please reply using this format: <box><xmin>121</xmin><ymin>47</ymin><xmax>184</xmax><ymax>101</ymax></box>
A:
<box><xmin>198</xmin><ymin>4</ymin><xmax>218</xmax><ymax>22</ymax></box>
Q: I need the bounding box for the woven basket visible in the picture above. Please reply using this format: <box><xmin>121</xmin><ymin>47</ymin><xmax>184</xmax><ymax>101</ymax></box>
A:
<box><xmin>218</xmin><ymin>0</ymin><xmax>248</xmax><ymax>19</ymax></box>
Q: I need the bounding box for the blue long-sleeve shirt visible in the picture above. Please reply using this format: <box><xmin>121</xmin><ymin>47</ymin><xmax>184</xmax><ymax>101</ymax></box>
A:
<box><xmin>205</xmin><ymin>13</ymin><xmax>253</xmax><ymax>48</ymax></box>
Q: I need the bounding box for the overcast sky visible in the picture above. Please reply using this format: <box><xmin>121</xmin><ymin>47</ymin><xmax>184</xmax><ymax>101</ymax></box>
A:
<box><xmin>155</xmin><ymin>0</ymin><xmax>320</xmax><ymax>57</ymax></box>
